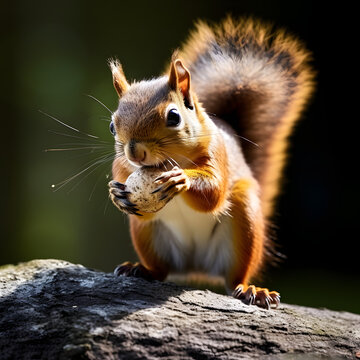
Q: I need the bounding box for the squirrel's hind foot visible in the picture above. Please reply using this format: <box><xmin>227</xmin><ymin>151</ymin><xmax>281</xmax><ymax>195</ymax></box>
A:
<box><xmin>114</xmin><ymin>261</ymin><xmax>155</xmax><ymax>281</ymax></box>
<box><xmin>233</xmin><ymin>284</ymin><xmax>280</xmax><ymax>310</ymax></box>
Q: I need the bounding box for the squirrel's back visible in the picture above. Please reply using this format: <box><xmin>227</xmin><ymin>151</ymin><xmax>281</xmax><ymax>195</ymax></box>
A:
<box><xmin>177</xmin><ymin>17</ymin><xmax>315</xmax><ymax>219</ymax></box>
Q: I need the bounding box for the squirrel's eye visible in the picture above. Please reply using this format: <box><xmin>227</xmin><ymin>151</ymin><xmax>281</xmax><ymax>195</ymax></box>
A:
<box><xmin>109</xmin><ymin>121</ymin><xmax>116</xmax><ymax>136</ymax></box>
<box><xmin>166</xmin><ymin>109</ymin><xmax>181</xmax><ymax>127</ymax></box>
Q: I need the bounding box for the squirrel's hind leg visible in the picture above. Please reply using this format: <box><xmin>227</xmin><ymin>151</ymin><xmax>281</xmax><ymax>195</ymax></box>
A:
<box><xmin>226</xmin><ymin>178</ymin><xmax>280</xmax><ymax>309</ymax></box>
<box><xmin>114</xmin><ymin>217</ymin><xmax>169</xmax><ymax>282</ymax></box>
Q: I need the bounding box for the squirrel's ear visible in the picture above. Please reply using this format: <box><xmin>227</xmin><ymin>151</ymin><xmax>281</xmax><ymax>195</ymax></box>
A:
<box><xmin>169</xmin><ymin>59</ymin><xmax>193</xmax><ymax>108</ymax></box>
<box><xmin>109</xmin><ymin>59</ymin><xmax>129</xmax><ymax>98</ymax></box>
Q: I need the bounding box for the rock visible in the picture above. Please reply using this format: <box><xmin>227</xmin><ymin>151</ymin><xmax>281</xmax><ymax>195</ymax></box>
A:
<box><xmin>0</xmin><ymin>259</ymin><xmax>359</xmax><ymax>359</ymax></box>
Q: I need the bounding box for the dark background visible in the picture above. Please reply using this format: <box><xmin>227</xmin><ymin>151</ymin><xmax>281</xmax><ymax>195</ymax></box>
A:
<box><xmin>2</xmin><ymin>1</ymin><xmax>358</xmax><ymax>313</ymax></box>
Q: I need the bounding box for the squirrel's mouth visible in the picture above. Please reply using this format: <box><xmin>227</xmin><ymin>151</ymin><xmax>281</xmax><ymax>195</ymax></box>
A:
<box><xmin>123</xmin><ymin>141</ymin><xmax>181</xmax><ymax>169</ymax></box>
<box><xmin>127</xmin><ymin>159</ymin><xmax>143</xmax><ymax>168</ymax></box>
<box><xmin>127</xmin><ymin>157</ymin><xmax>174</xmax><ymax>170</ymax></box>
<box><xmin>124</xmin><ymin>141</ymin><xmax>162</xmax><ymax>168</ymax></box>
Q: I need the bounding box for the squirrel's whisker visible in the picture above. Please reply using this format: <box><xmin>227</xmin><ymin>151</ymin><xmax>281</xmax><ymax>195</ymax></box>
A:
<box><xmin>85</xmin><ymin>94</ymin><xmax>113</xmax><ymax>115</ymax></box>
<box><xmin>235</xmin><ymin>135</ymin><xmax>260</xmax><ymax>148</ymax></box>
<box><xmin>168</xmin><ymin>156</ymin><xmax>181</xmax><ymax>169</ymax></box>
<box><xmin>45</xmin><ymin>146</ymin><xmax>110</xmax><ymax>152</ymax></box>
<box><xmin>52</xmin><ymin>152</ymin><xmax>115</xmax><ymax>192</ymax></box>
<box><xmin>159</xmin><ymin>132</ymin><xmax>259</xmax><ymax>148</ymax></box>
<box><xmin>165</xmin><ymin>150</ymin><xmax>197</xmax><ymax>168</ymax></box>
<box><xmin>66</xmin><ymin>154</ymin><xmax>115</xmax><ymax>194</ymax></box>
<box><xmin>166</xmin><ymin>158</ymin><xmax>175</xmax><ymax>168</ymax></box>
<box><xmin>89</xmin><ymin>167</ymin><xmax>110</xmax><ymax>201</ymax></box>
<box><xmin>99</xmin><ymin>116</ymin><xmax>112</xmax><ymax>122</ymax></box>
<box><xmin>47</xmin><ymin>130</ymin><xmax>111</xmax><ymax>144</ymax></box>
<box><xmin>40</xmin><ymin>110</ymin><xmax>99</xmax><ymax>139</ymax></box>
<box><xmin>49</xmin><ymin>142</ymin><xmax>113</xmax><ymax>148</ymax></box>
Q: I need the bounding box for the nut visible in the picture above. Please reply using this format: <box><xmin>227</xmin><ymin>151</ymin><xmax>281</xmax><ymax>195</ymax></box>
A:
<box><xmin>125</xmin><ymin>167</ymin><xmax>166</xmax><ymax>213</ymax></box>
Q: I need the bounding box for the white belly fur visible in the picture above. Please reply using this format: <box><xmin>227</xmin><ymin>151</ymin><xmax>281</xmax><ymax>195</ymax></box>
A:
<box><xmin>153</xmin><ymin>196</ymin><xmax>234</xmax><ymax>276</ymax></box>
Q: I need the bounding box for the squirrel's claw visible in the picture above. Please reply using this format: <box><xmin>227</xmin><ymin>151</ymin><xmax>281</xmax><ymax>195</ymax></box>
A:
<box><xmin>153</xmin><ymin>167</ymin><xmax>190</xmax><ymax>200</ymax></box>
<box><xmin>108</xmin><ymin>181</ymin><xmax>142</xmax><ymax>216</ymax></box>
<box><xmin>109</xmin><ymin>180</ymin><xmax>126</xmax><ymax>190</ymax></box>
<box><xmin>154</xmin><ymin>167</ymin><xmax>182</xmax><ymax>184</ymax></box>
<box><xmin>233</xmin><ymin>284</ymin><xmax>280</xmax><ymax>310</ymax></box>
<box><xmin>114</xmin><ymin>261</ymin><xmax>154</xmax><ymax>281</ymax></box>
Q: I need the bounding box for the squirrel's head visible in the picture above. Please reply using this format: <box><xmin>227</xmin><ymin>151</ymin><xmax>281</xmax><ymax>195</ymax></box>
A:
<box><xmin>109</xmin><ymin>58</ymin><xmax>210</xmax><ymax>169</ymax></box>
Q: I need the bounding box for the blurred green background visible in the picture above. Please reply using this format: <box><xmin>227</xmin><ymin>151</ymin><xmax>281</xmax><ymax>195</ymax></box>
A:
<box><xmin>2</xmin><ymin>1</ymin><xmax>358</xmax><ymax>313</ymax></box>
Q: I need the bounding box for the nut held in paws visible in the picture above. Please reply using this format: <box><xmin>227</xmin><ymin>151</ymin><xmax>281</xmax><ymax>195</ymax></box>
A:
<box><xmin>125</xmin><ymin>167</ymin><xmax>166</xmax><ymax>213</ymax></box>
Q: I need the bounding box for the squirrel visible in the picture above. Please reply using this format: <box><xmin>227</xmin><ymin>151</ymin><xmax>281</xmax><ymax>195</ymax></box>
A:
<box><xmin>108</xmin><ymin>17</ymin><xmax>314</xmax><ymax>309</ymax></box>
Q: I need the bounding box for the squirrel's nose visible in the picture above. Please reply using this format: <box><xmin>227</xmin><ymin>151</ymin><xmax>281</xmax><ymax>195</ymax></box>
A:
<box><xmin>125</xmin><ymin>139</ymin><xmax>147</xmax><ymax>164</ymax></box>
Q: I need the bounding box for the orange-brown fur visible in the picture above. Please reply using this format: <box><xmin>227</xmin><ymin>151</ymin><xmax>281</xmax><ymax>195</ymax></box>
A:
<box><xmin>129</xmin><ymin>218</ymin><xmax>168</xmax><ymax>280</ymax></box>
<box><xmin>108</xmin><ymin>17</ymin><xmax>314</xmax><ymax>309</ymax></box>
<box><xmin>226</xmin><ymin>178</ymin><xmax>264</xmax><ymax>289</ymax></box>
<box><xmin>182</xmin><ymin>138</ymin><xmax>229</xmax><ymax>213</ymax></box>
<box><xmin>178</xmin><ymin>17</ymin><xmax>315</xmax><ymax>218</ymax></box>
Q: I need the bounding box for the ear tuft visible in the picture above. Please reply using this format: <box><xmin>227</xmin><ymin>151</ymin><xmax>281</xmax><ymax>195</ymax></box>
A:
<box><xmin>168</xmin><ymin>58</ymin><xmax>193</xmax><ymax>108</ymax></box>
<box><xmin>108</xmin><ymin>58</ymin><xmax>129</xmax><ymax>98</ymax></box>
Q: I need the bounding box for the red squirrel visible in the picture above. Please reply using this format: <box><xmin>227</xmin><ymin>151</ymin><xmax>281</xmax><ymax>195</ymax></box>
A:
<box><xmin>108</xmin><ymin>17</ymin><xmax>314</xmax><ymax>309</ymax></box>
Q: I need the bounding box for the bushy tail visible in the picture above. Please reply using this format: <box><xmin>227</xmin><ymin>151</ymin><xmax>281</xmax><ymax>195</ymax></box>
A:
<box><xmin>178</xmin><ymin>17</ymin><xmax>315</xmax><ymax>219</ymax></box>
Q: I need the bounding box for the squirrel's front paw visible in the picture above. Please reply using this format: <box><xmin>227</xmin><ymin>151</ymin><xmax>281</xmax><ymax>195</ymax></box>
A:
<box><xmin>108</xmin><ymin>181</ymin><xmax>143</xmax><ymax>216</ymax></box>
<box><xmin>152</xmin><ymin>167</ymin><xmax>190</xmax><ymax>201</ymax></box>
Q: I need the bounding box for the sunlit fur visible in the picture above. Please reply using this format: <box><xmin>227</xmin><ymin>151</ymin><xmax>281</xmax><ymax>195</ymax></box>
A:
<box><xmin>110</xmin><ymin>76</ymin><xmax>214</xmax><ymax>178</ymax></box>
<box><xmin>109</xmin><ymin>17</ymin><xmax>314</xmax><ymax>306</ymax></box>
<box><xmin>177</xmin><ymin>16</ymin><xmax>315</xmax><ymax>218</ymax></box>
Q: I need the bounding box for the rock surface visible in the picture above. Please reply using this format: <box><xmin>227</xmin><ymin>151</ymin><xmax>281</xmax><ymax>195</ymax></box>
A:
<box><xmin>0</xmin><ymin>259</ymin><xmax>359</xmax><ymax>359</ymax></box>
